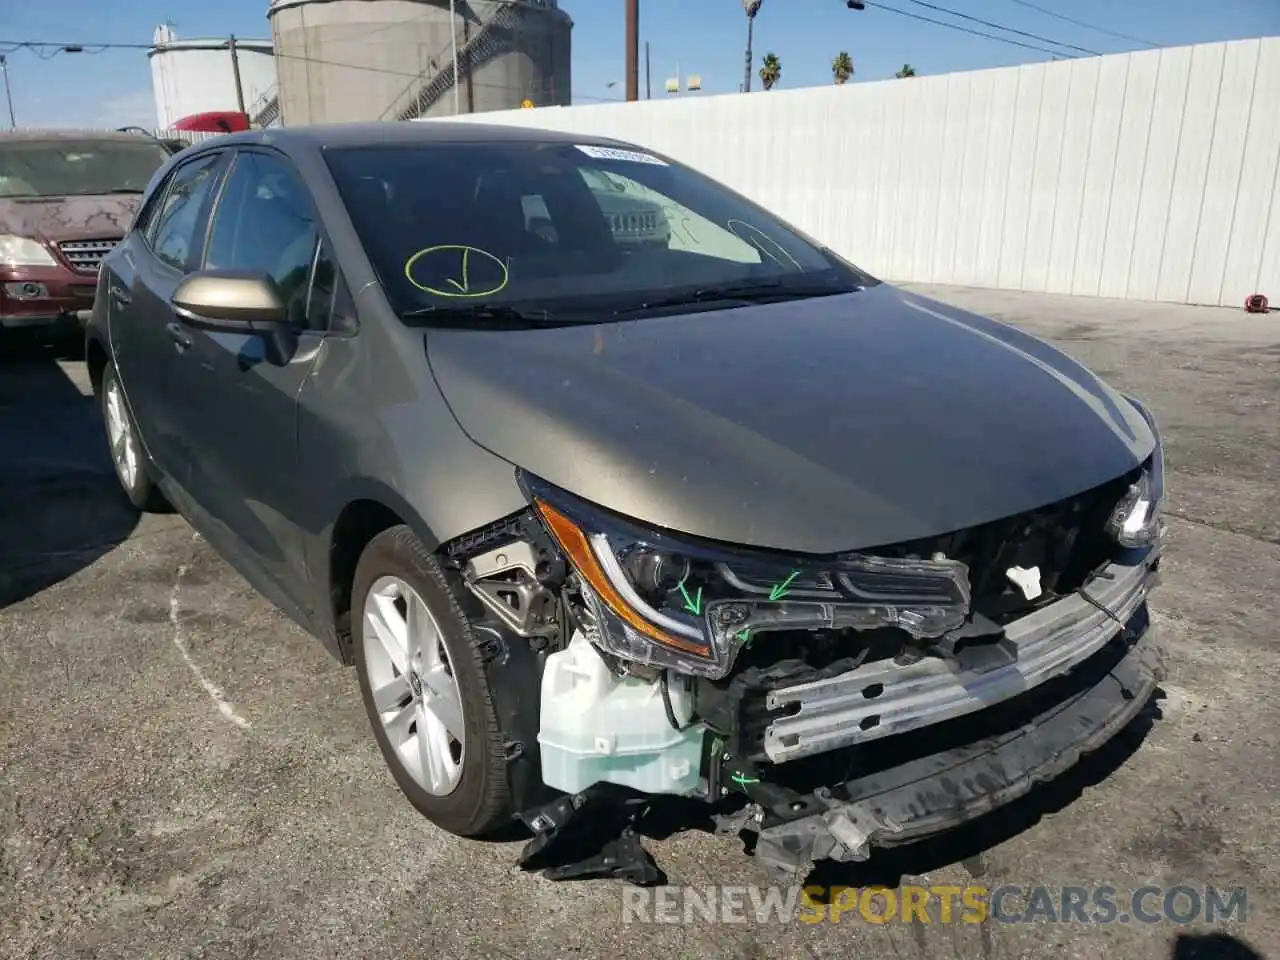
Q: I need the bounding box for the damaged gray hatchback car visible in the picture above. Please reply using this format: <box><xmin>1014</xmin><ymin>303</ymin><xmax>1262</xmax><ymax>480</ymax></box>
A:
<box><xmin>86</xmin><ymin>121</ymin><xmax>1166</xmax><ymax>883</ymax></box>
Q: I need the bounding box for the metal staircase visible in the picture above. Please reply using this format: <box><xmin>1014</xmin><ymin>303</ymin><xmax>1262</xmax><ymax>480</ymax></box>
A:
<box><xmin>394</xmin><ymin>1</ymin><xmax>522</xmax><ymax>121</ymax></box>
<box><xmin>250</xmin><ymin>84</ymin><xmax>281</xmax><ymax>128</ymax></box>
<box><xmin>253</xmin><ymin>95</ymin><xmax>281</xmax><ymax>128</ymax></box>
<box><xmin>248</xmin><ymin>2</ymin><xmax>528</xmax><ymax>128</ymax></box>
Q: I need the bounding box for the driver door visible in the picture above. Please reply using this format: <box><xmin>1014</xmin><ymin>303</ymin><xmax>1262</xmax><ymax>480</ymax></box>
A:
<box><xmin>169</xmin><ymin>147</ymin><xmax>338</xmax><ymax>610</ymax></box>
<box><xmin>109</xmin><ymin>149</ymin><xmax>230</xmax><ymax>490</ymax></box>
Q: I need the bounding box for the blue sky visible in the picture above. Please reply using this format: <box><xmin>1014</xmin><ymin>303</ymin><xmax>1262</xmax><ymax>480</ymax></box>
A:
<box><xmin>2</xmin><ymin>0</ymin><xmax>1278</xmax><ymax>129</ymax></box>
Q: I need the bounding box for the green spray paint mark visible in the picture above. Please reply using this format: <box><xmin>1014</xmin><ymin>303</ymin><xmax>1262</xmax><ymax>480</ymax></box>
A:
<box><xmin>403</xmin><ymin>244</ymin><xmax>509</xmax><ymax>298</ymax></box>
<box><xmin>676</xmin><ymin>578</ymin><xmax>703</xmax><ymax>616</ymax></box>
<box><xmin>735</xmin><ymin>628</ymin><xmax>752</xmax><ymax>648</ymax></box>
<box><xmin>769</xmin><ymin>571</ymin><xmax>800</xmax><ymax>601</ymax></box>
<box><xmin>730</xmin><ymin>772</ymin><xmax>760</xmax><ymax>788</ymax></box>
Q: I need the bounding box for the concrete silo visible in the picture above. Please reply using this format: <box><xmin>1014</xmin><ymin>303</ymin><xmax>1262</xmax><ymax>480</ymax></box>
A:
<box><xmin>149</xmin><ymin>25</ymin><xmax>277</xmax><ymax>130</ymax></box>
<box><xmin>266</xmin><ymin>0</ymin><xmax>573</xmax><ymax>125</ymax></box>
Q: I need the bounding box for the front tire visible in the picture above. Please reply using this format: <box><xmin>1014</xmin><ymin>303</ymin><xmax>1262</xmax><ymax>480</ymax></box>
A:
<box><xmin>352</xmin><ymin>525</ymin><xmax>515</xmax><ymax>837</ymax></box>
<box><xmin>100</xmin><ymin>361</ymin><xmax>166</xmax><ymax>512</ymax></box>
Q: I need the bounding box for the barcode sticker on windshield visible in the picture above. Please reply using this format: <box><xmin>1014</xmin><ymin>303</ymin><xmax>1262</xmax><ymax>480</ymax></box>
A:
<box><xmin>575</xmin><ymin>144</ymin><xmax>668</xmax><ymax>166</ymax></box>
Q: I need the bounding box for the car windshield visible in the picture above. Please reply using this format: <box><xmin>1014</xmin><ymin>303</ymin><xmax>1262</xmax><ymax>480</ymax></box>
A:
<box><xmin>324</xmin><ymin>140</ymin><xmax>873</xmax><ymax>324</ymax></box>
<box><xmin>0</xmin><ymin>139</ymin><xmax>172</xmax><ymax>198</ymax></box>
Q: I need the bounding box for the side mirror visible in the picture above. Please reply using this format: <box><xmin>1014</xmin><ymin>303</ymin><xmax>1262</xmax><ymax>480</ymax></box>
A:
<box><xmin>171</xmin><ymin>270</ymin><xmax>297</xmax><ymax>365</ymax></box>
<box><xmin>171</xmin><ymin>270</ymin><xmax>286</xmax><ymax>330</ymax></box>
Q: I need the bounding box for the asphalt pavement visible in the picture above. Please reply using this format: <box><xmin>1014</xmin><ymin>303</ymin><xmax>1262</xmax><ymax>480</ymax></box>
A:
<box><xmin>1</xmin><ymin>284</ymin><xmax>1277</xmax><ymax>960</ymax></box>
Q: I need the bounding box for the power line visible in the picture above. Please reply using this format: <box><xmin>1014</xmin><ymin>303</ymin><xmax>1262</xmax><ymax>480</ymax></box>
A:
<box><xmin>0</xmin><ymin>38</ymin><xmax>616</xmax><ymax>106</ymax></box>
<box><xmin>999</xmin><ymin>0</ymin><xmax>1160</xmax><ymax>49</ymax></box>
<box><xmin>861</xmin><ymin>2</ymin><xmax>1080</xmax><ymax>59</ymax></box>
<box><xmin>0</xmin><ymin>39</ymin><xmax>151</xmax><ymax>53</ymax></box>
<box><xmin>269</xmin><ymin>49</ymin><xmax>608</xmax><ymax>101</ymax></box>
<box><xmin>1</xmin><ymin>9</ymin><xmax>487</xmax><ymax>53</ymax></box>
<box><xmin>894</xmin><ymin>0</ymin><xmax>1100</xmax><ymax>55</ymax></box>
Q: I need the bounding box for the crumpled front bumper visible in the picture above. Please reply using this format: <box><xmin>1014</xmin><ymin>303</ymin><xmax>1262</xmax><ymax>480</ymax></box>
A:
<box><xmin>763</xmin><ymin>548</ymin><xmax>1160</xmax><ymax>763</ymax></box>
<box><xmin>749</xmin><ymin>608</ymin><xmax>1167</xmax><ymax>881</ymax></box>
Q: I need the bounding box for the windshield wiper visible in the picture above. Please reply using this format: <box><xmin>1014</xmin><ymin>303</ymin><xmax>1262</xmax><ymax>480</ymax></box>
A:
<box><xmin>617</xmin><ymin>279</ymin><xmax>857</xmax><ymax>315</ymax></box>
<box><xmin>399</xmin><ymin>304</ymin><xmax>558</xmax><ymax>328</ymax></box>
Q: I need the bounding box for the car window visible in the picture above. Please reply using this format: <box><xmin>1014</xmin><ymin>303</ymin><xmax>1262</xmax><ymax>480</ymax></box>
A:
<box><xmin>147</xmin><ymin>153</ymin><xmax>224</xmax><ymax>271</ymax></box>
<box><xmin>323</xmin><ymin>141</ymin><xmax>870</xmax><ymax>324</ymax></box>
<box><xmin>0</xmin><ymin>138</ymin><xmax>172</xmax><ymax>198</ymax></box>
<box><xmin>520</xmin><ymin>192</ymin><xmax>558</xmax><ymax>244</ymax></box>
<box><xmin>578</xmin><ymin>168</ymin><xmax>762</xmax><ymax>264</ymax></box>
<box><xmin>204</xmin><ymin>151</ymin><xmax>327</xmax><ymax>331</ymax></box>
<box><xmin>131</xmin><ymin>184</ymin><xmax>166</xmax><ymax>237</ymax></box>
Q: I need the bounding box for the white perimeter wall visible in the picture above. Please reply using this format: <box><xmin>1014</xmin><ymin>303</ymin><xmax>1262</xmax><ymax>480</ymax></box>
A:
<box><xmin>424</xmin><ymin>38</ymin><xmax>1280</xmax><ymax>307</ymax></box>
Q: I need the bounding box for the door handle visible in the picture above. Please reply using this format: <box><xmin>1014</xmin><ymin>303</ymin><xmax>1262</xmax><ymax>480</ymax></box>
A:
<box><xmin>166</xmin><ymin>321</ymin><xmax>192</xmax><ymax>351</ymax></box>
<box><xmin>109</xmin><ymin>286</ymin><xmax>131</xmax><ymax>306</ymax></box>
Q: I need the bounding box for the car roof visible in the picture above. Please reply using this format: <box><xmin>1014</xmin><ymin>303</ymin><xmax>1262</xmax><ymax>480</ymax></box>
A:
<box><xmin>208</xmin><ymin>121</ymin><xmax>639</xmax><ymax>153</ymax></box>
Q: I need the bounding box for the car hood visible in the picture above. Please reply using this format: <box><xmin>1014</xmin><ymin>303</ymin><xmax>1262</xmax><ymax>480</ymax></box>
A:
<box><xmin>0</xmin><ymin>194</ymin><xmax>139</xmax><ymax>243</ymax></box>
<box><xmin>424</xmin><ymin>284</ymin><xmax>1155</xmax><ymax>554</ymax></box>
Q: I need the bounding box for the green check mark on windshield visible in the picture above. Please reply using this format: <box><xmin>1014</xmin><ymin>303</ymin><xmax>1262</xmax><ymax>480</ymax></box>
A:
<box><xmin>404</xmin><ymin>245</ymin><xmax>508</xmax><ymax>299</ymax></box>
<box><xmin>444</xmin><ymin>246</ymin><xmax>472</xmax><ymax>293</ymax></box>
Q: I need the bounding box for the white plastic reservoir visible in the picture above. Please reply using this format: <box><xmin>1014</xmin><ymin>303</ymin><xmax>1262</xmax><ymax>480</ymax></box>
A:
<box><xmin>538</xmin><ymin>631</ymin><xmax>706</xmax><ymax>796</ymax></box>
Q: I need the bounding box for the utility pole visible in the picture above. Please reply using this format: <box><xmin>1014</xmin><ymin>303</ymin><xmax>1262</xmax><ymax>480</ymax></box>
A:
<box><xmin>625</xmin><ymin>0</ymin><xmax>639</xmax><ymax>101</ymax></box>
<box><xmin>449</xmin><ymin>0</ymin><xmax>461</xmax><ymax>114</ymax></box>
<box><xmin>463</xmin><ymin>14</ymin><xmax>474</xmax><ymax>112</ymax></box>
<box><xmin>228</xmin><ymin>35</ymin><xmax>246</xmax><ymax>114</ymax></box>
<box><xmin>742</xmin><ymin>0</ymin><xmax>762</xmax><ymax>94</ymax></box>
<box><xmin>0</xmin><ymin>55</ymin><xmax>14</xmax><ymax>128</ymax></box>
<box><xmin>644</xmin><ymin>41</ymin><xmax>651</xmax><ymax>99</ymax></box>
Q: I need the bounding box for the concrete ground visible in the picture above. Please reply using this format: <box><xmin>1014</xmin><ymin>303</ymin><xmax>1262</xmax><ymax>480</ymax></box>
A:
<box><xmin>1</xmin><ymin>284</ymin><xmax>1277</xmax><ymax>960</ymax></box>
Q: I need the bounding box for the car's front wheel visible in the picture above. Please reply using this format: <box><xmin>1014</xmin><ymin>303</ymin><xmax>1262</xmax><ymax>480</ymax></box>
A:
<box><xmin>352</xmin><ymin>525</ymin><xmax>516</xmax><ymax>837</ymax></box>
<box><xmin>100</xmin><ymin>361</ymin><xmax>166</xmax><ymax>512</ymax></box>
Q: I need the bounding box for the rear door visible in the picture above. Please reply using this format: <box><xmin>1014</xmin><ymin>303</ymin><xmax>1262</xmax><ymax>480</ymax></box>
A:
<box><xmin>108</xmin><ymin>149</ymin><xmax>230</xmax><ymax>488</ymax></box>
<box><xmin>168</xmin><ymin>146</ymin><xmax>345</xmax><ymax>607</ymax></box>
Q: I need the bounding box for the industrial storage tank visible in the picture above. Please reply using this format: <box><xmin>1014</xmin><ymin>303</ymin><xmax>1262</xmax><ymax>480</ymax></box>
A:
<box><xmin>267</xmin><ymin>0</ymin><xmax>572</xmax><ymax>125</ymax></box>
<box><xmin>149</xmin><ymin>25</ymin><xmax>278</xmax><ymax>131</ymax></box>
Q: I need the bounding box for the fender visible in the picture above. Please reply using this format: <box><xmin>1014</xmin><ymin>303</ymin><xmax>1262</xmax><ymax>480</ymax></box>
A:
<box><xmin>305</xmin><ymin>474</ymin><xmax>474</xmax><ymax>663</ymax></box>
<box><xmin>326</xmin><ymin>474</ymin><xmax>445</xmax><ymax>552</ymax></box>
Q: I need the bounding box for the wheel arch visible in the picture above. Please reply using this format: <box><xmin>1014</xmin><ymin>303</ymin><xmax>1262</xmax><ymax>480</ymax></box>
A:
<box><xmin>325</xmin><ymin>479</ymin><xmax>443</xmax><ymax>665</ymax></box>
<box><xmin>85</xmin><ymin>331</ymin><xmax>110</xmax><ymax>397</ymax></box>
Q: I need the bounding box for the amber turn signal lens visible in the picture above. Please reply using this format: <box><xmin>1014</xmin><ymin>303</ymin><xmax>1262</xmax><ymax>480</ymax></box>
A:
<box><xmin>534</xmin><ymin>498</ymin><xmax>712</xmax><ymax>658</ymax></box>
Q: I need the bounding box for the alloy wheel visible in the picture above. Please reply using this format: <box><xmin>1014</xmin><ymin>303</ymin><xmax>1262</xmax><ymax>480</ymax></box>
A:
<box><xmin>104</xmin><ymin>377</ymin><xmax>139</xmax><ymax>492</ymax></box>
<box><xmin>362</xmin><ymin>575</ymin><xmax>466</xmax><ymax>796</ymax></box>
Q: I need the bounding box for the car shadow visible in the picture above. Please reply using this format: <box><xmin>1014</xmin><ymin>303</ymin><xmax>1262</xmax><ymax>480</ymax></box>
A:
<box><xmin>1171</xmin><ymin>932</ymin><xmax>1267</xmax><ymax>959</ymax></box>
<box><xmin>0</xmin><ymin>332</ymin><xmax>141</xmax><ymax>608</ymax></box>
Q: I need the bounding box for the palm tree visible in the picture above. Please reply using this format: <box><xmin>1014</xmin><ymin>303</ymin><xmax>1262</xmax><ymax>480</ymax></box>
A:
<box><xmin>832</xmin><ymin>51</ymin><xmax>854</xmax><ymax>85</ymax></box>
<box><xmin>759</xmin><ymin>52</ymin><xmax>782</xmax><ymax>91</ymax></box>
<box><xmin>742</xmin><ymin>0</ymin><xmax>763</xmax><ymax>93</ymax></box>
<box><xmin>895</xmin><ymin>63</ymin><xmax>917</xmax><ymax>78</ymax></box>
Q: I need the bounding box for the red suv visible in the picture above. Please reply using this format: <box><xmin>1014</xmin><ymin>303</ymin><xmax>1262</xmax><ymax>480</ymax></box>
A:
<box><xmin>1</xmin><ymin>130</ymin><xmax>175</xmax><ymax>340</ymax></box>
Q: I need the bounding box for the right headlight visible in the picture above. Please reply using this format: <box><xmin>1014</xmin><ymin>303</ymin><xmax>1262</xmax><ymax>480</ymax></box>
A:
<box><xmin>1107</xmin><ymin>396</ymin><xmax>1165</xmax><ymax>548</ymax></box>
<box><xmin>0</xmin><ymin>235</ymin><xmax>57</xmax><ymax>269</ymax></box>
<box><xmin>522</xmin><ymin>473</ymin><xmax>971</xmax><ymax>679</ymax></box>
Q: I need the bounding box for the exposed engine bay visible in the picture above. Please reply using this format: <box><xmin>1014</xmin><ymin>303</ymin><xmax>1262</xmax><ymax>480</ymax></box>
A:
<box><xmin>439</xmin><ymin>455</ymin><xmax>1166</xmax><ymax>885</ymax></box>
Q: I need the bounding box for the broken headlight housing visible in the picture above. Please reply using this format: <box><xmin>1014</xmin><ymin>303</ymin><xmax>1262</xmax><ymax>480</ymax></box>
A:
<box><xmin>1107</xmin><ymin>396</ymin><xmax>1165</xmax><ymax>548</ymax></box>
<box><xmin>521</xmin><ymin>473</ymin><xmax>972</xmax><ymax>679</ymax></box>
